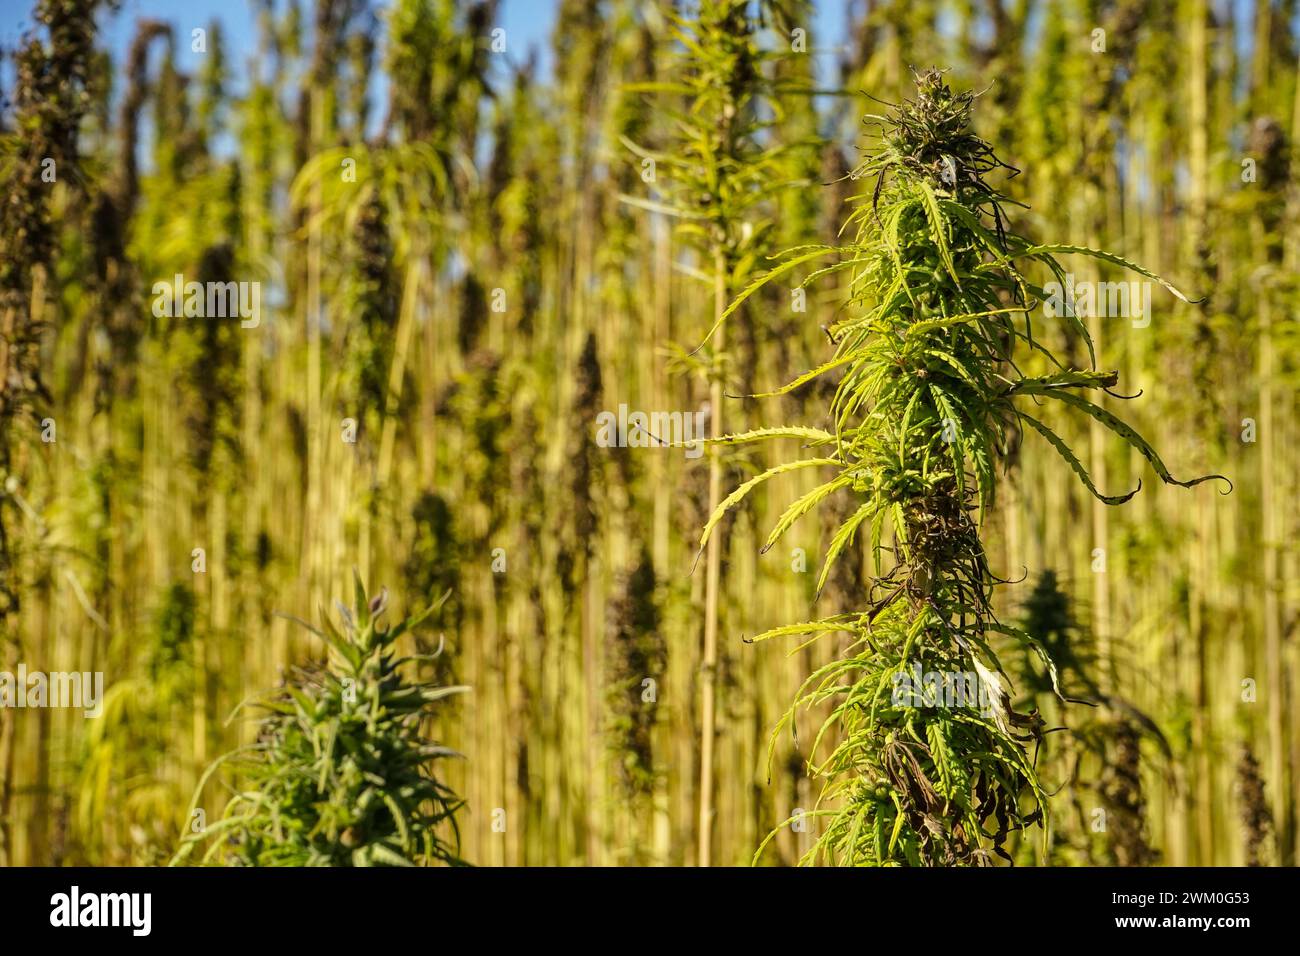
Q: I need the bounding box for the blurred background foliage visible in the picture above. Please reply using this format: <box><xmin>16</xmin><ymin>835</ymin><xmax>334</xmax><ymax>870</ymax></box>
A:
<box><xmin>0</xmin><ymin>0</ymin><xmax>1295</xmax><ymax>866</ymax></box>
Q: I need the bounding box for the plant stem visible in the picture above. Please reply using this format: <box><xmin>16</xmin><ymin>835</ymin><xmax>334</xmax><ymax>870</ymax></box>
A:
<box><xmin>698</xmin><ymin>246</ymin><xmax>726</xmax><ymax>866</ymax></box>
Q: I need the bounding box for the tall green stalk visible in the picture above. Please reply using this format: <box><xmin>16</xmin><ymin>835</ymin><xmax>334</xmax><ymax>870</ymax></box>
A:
<box><xmin>624</xmin><ymin>0</ymin><xmax>797</xmax><ymax>867</ymax></box>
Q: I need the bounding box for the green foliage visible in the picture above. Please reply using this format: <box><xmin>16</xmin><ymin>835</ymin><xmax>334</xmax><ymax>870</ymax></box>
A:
<box><xmin>622</xmin><ymin>1</ymin><xmax>812</xmax><ymax>278</ymax></box>
<box><xmin>173</xmin><ymin>578</ymin><xmax>469</xmax><ymax>866</ymax></box>
<box><xmin>4</xmin><ymin>0</ymin><xmax>1279</xmax><ymax>870</ymax></box>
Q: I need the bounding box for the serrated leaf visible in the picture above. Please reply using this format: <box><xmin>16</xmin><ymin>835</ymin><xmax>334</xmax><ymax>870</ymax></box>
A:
<box><xmin>697</xmin><ymin>457</ymin><xmax>840</xmax><ymax>565</ymax></box>
<box><xmin>916</xmin><ymin>180</ymin><xmax>961</xmax><ymax>289</ymax></box>
<box><xmin>816</xmin><ymin>499</ymin><xmax>877</xmax><ymax>596</ymax></box>
<box><xmin>1018</xmin><ymin>411</ymin><xmax>1139</xmax><ymax>505</ymax></box>
<box><xmin>761</xmin><ymin>474</ymin><xmax>854</xmax><ymax>554</ymax></box>
<box><xmin>1021</xmin><ymin>243</ymin><xmax>1203</xmax><ymax>304</ymax></box>
<box><xmin>672</xmin><ymin>425</ymin><xmax>837</xmax><ymax>448</ymax></box>
<box><xmin>1044</xmin><ymin>391</ymin><xmax>1232</xmax><ymax>493</ymax></box>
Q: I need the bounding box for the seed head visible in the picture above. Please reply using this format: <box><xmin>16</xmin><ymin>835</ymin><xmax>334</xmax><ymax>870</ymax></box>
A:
<box><xmin>863</xmin><ymin>67</ymin><xmax>1019</xmax><ymax>244</ymax></box>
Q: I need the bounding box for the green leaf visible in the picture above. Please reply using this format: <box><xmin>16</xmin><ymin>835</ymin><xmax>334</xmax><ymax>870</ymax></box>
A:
<box><xmin>673</xmin><ymin>425</ymin><xmax>837</xmax><ymax>448</ymax></box>
<box><xmin>916</xmin><ymin>180</ymin><xmax>961</xmax><ymax>289</ymax></box>
<box><xmin>906</xmin><ymin>305</ymin><xmax>1026</xmax><ymax>337</ymax></box>
<box><xmin>816</xmin><ymin>500</ymin><xmax>877</xmax><ymax>596</ymax></box>
<box><xmin>747</xmin><ymin>616</ymin><xmax>862</xmax><ymax>644</ymax></box>
<box><xmin>698</xmin><ymin>458</ymin><xmax>840</xmax><ymax>564</ymax></box>
<box><xmin>692</xmin><ymin>247</ymin><xmax>841</xmax><ymax>353</ymax></box>
<box><xmin>419</xmin><ymin>685</ymin><xmax>472</xmax><ymax>703</ymax></box>
<box><xmin>761</xmin><ymin>474</ymin><xmax>854</xmax><ymax>554</ymax></box>
<box><xmin>353</xmin><ymin>569</ymin><xmax>369</xmax><ymax>627</ymax></box>
<box><xmin>1005</xmin><ymin>369</ymin><xmax>1119</xmax><ymax>396</ymax></box>
<box><xmin>369</xmin><ymin>843</ymin><xmax>415</xmax><ymax>867</ymax></box>
<box><xmin>928</xmin><ymin>383</ymin><xmax>966</xmax><ymax>500</ymax></box>
<box><xmin>925</xmin><ymin>348</ymin><xmax>983</xmax><ymax>390</ymax></box>
<box><xmin>741</xmin><ymin>349</ymin><xmax>864</xmax><ymax>399</ymax></box>
<box><xmin>1044</xmin><ymin>391</ymin><xmax>1232</xmax><ymax>493</ymax></box>
<box><xmin>615</xmin><ymin>193</ymin><xmax>705</xmax><ymax>220</ymax></box>
<box><xmin>1020</xmin><ymin>244</ymin><xmax>1204</xmax><ymax>304</ymax></box>
<box><xmin>1018</xmin><ymin>412</ymin><xmax>1140</xmax><ymax>505</ymax></box>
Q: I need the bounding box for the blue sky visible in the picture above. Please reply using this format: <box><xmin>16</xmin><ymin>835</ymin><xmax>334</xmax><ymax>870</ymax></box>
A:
<box><xmin>2</xmin><ymin>0</ymin><xmax>1281</xmax><ymax>95</ymax></box>
<box><xmin>1</xmin><ymin>1</ymin><xmax>852</xmax><ymax>104</ymax></box>
<box><xmin>3</xmin><ymin>0</ymin><xmax>1283</xmax><ymax>155</ymax></box>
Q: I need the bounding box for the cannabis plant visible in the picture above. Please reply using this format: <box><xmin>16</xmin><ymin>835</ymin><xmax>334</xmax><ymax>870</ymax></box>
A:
<box><xmin>624</xmin><ymin>0</ymin><xmax>804</xmax><ymax>867</ymax></box>
<box><xmin>173</xmin><ymin>578</ymin><xmax>468</xmax><ymax>866</ymax></box>
<box><xmin>699</xmin><ymin>69</ymin><xmax>1227</xmax><ymax>866</ymax></box>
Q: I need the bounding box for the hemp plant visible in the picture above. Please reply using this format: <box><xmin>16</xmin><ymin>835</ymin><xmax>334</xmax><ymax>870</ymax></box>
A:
<box><xmin>173</xmin><ymin>578</ymin><xmax>468</xmax><ymax>866</ymax></box>
<box><xmin>696</xmin><ymin>69</ymin><xmax>1228</xmax><ymax>866</ymax></box>
<box><xmin>622</xmin><ymin>0</ymin><xmax>808</xmax><ymax>867</ymax></box>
